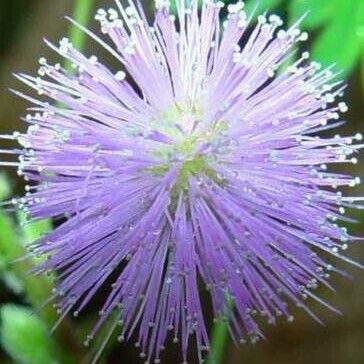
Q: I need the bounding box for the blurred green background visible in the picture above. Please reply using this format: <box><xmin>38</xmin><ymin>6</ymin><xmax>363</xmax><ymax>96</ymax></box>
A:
<box><xmin>0</xmin><ymin>0</ymin><xmax>363</xmax><ymax>363</ymax></box>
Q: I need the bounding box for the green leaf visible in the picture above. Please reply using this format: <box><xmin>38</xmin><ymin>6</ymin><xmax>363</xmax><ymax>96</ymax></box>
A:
<box><xmin>312</xmin><ymin>0</ymin><xmax>362</xmax><ymax>78</ymax></box>
<box><xmin>0</xmin><ymin>305</ymin><xmax>59</xmax><ymax>364</ymax></box>
<box><xmin>17</xmin><ymin>211</ymin><xmax>52</xmax><ymax>245</ymax></box>
<box><xmin>64</xmin><ymin>0</ymin><xmax>95</xmax><ymax>72</ymax></box>
<box><xmin>23</xmin><ymin>218</ymin><xmax>52</xmax><ymax>243</ymax></box>
<box><xmin>0</xmin><ymin>173</ymin><xmax>11</xmax><ymax>201</ymax></box>
<box><xmin>245</xmin><ymin>0</ymin><xmax>283</xmax><ymax>15</ymax></box>
<box><xmin>0</xmin><ymin>270</ymin><xmax>23</xmax><ymax>295</ymax></box>
<box><xmin>0</xmin><ymin>209</ymin><xmax>23</xmax><ymax>263</ymax></box>
<box><xmin>170</xmin><ymin>0</ymin><xmax>204</xmax><ymax>14</ymax></box>
<box><xmin>0</xmin><ymin>209</ymin><xmax>55</xmax><ymax>320</ymax></box>
<box><xmin>0</xmin><ymin>179</ymin><xmax>26</xmax><ymax>294</ymax></box>
<box><xmin>358</xmin><ymin>1</ymin><xmax>364</xmax><ymax>97</ymax></box>
<box><xmin>358</xmin><ymin>0</ymin><xmax>364</xmax><ymax>42</ymax></box>
<box><xmin>289</xmin><ymin>0</ymin><xmax>336</xmax><ymax>29</ymax></box>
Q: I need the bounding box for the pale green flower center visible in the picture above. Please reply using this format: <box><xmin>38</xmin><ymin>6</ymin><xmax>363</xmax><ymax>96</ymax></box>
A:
<box><xmin>149</xmin><ymin>102</ymin><xmax>227</xmax><ymax>191</ymax></box>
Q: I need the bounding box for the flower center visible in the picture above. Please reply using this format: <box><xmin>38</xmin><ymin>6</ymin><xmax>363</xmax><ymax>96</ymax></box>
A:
<box><xmin>149</xmin><ymin>103</ymin><xmax>226</xmax><ymax>191</ymax></box>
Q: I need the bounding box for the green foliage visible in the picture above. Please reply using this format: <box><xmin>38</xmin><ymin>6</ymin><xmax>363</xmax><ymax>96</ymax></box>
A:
<box><xmin>0</xmin><ymin>176</ymin><xmax>25</xmax><ymax>294</ymax></box>
<box><xmin>311</xmin><ymin>0</ymin><xmax>362</xmax><ymax>78</ymax></box>
<box><xmin>289</xmin><ymin>0</ymin><xmax>336</xmax><ymax>29</ymax></box>
<box><xmin>18</xmin><ymin>211</ymin><xmax>52</xmax><ymax>245</ymax></box>
<box><xmin>0</xmin><ymin>173</ymin><xmax>10</xmax><ymax>201</ymax></box>
<box><xmin>170</xmin><ymin>0</ymin><xmax>203</xmax><ymax>13</ymax></box>
<box><xmin>289</xmin><ymin>0</ymin><xmax>364</xmax><ymax>79</ymax></box>
<box><xmin>65</xmin><ymin>0</ymin><xmax>95</xmax><ymax>72</ymax></box>
<box><xmin>245</xmin><ymin>0</ymin><xmax>283</xmax><ymax>15</ymax></box>
<box><xmin>0</xmin><ymin>305</ymin><xmax>58</xmax><ymax>364</ymax></box>
<box><xmin>358</xmin><ymin>1</ymin><xmax>364</xmax><ymax>94</ymax></box>
<box><xmin>0</xmin><ymin>1</ymin><xmax>102</xmax><ymax>363</ymax></box>
<box><xmin>0</xmin><ymin>176</ymin><xmax>54</xmax><ymax>310</ymax></box>
<box><xmin>169</xmin><ymin>0</ymin><xmax>283</xmax><ymax>15</ymax></box>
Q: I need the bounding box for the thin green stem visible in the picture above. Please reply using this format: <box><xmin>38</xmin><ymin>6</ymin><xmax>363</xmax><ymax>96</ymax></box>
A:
<box><xmin>207</xmin><ymin>296</ymin><xmax>233</xmax><ymax>364</ymax></box>
<box><xmin>207</xmin><ymin>318</ymin><xmax>229</xmax><ymax>364</ymax></box>
<box><xmin>65</xmin><ymin>0</ymin><xmax>95</xmax><ymax>72</ymax></box>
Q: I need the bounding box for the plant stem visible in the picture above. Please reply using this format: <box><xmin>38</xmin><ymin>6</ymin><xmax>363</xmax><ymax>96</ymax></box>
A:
<box><xmin>207</xmin><ymin>319</ymin><xmax>228</xmax><ymax>364</ymax></box>
<box><xmin>207</xmin><ymin>296</ymin><xmax>233</xmax><ymax>364</ymax></box>
<box><xmin>65</xmin><ymin>0</ymin><xmax>95</xmax><ymax>72</ymax></box>
<box><xmin>207</xmin><ymin>318</ymin><xmax>229</xmax><ymax>364</ymax></box>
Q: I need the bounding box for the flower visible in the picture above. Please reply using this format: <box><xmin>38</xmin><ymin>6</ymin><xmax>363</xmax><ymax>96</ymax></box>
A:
<box><xmin>5</xmin><ymin>0</ymin><xmax>363</xmax><ymax>362</ymax></box>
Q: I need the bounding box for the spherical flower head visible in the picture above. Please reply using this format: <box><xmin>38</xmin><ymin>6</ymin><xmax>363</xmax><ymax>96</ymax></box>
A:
<box><xmin>5</xmin><ymin>0</ymin><xmax>363</xmax><ymax>362</ymax></box>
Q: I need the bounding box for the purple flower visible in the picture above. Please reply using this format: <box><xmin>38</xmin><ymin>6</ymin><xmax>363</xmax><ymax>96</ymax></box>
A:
<box><xmin>5</xmin><ymin>0</ymin><xmax>363</xmax><ymax>362</ymax></box>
